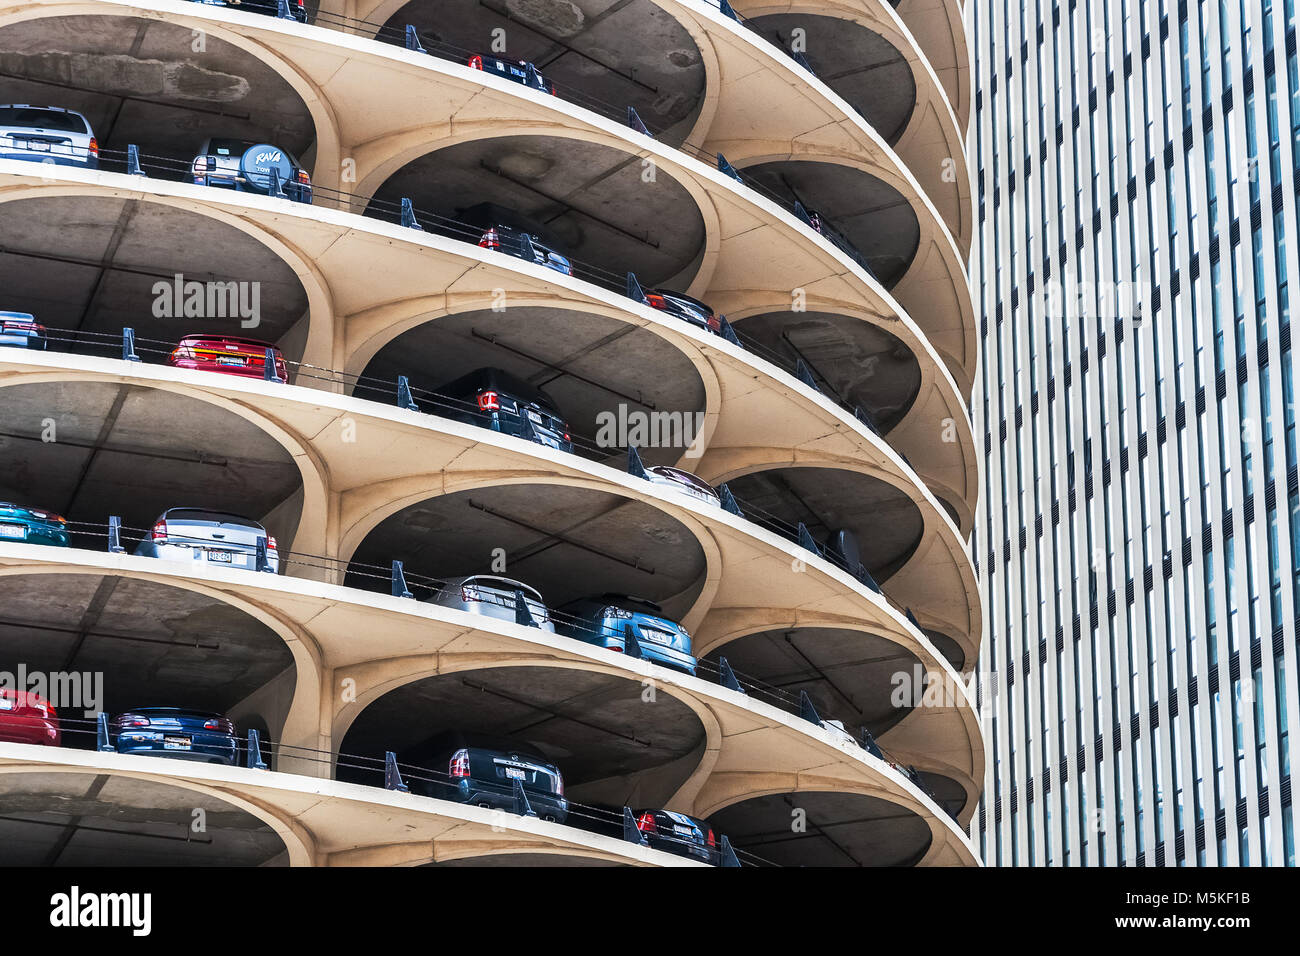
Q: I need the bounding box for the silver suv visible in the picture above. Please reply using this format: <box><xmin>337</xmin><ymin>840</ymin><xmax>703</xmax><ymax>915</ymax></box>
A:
<box><xmin>425</xmin><ymin>574</ymin><xmax>555</xmax><ymax>633</ymax></box>
<box><xmin>134</xmin><ymin>508</ymin><xmax>279</xmax><ymax>573</ymax></box>
<box><xmin>0</xmin><ymin>105</ymin><xmax>97</xmax><ymax>168</ymax></box>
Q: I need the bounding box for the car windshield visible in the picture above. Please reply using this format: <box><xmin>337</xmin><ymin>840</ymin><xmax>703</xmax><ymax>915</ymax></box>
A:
<box><xmin>0</xmin><ymin>107</ymin><xmax>86</xmax><ymax>132</ymax></box>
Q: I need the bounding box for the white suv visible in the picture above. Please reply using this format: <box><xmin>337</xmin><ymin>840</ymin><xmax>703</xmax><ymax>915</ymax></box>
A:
<box><xmin>0</xmin><ymin>105</ymin><xmax>97</xmax><ymax>168</ymax></box>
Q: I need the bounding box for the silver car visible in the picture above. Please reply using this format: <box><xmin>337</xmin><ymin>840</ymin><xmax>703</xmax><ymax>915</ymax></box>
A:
<box><xmin>134</xmin><ymin>508</ymin><xmax>279</xmax><ymax>573</ymax></box>
<box><xmin>647</xmin><ymin>465</ymin><xmax>720</xmax><ymax>507</ymax></box>
<box><xmin>0</xmin><ymin>105</ymin><xmax>98</xmax><ymax>168</ymax></box>
<box><xmin>822</xmin><ymin>718</ymin><xmax>862</xmax><ymax>750</ymax></box>
<box><xmin>425</xmin><ymin>574</ymin><xmax>556</xmax><ymax>633</ymax></box>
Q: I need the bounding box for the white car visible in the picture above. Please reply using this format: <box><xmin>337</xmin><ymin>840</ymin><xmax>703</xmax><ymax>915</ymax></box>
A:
<box><xmin>822</xmin><ymin>718</ymin><xmax>862</xmax><ymax>749</ymax></box>
<box><xmin>647</xmin><ymin>465</ymin><xmax>721</xmax><ymax>507</ymax></box>
<box><xmin>134</xmin><ymin>508</ymin><xmax>279</xmax><ymax>573</ymax></box>
<box><xmin>0</xmin><ymin>105</ymin><xmax>97</xmax><ymax>168</ymax></box>
<box><xmin>426</xmin><ymin>574</ymin><xmax>556</xmax><ymax>633</ymax></box>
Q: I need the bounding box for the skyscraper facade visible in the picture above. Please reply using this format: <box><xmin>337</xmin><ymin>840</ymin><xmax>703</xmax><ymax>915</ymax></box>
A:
<box><xmin>971</xmin><ymin>0</ymin><xmax>1299</xmax><ymax>865</ymax></box>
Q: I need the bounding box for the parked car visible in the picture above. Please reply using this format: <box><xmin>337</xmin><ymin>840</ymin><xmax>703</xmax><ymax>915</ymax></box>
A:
<box><xmin>0</xmin><ymin>312</ymin><xmax>46</xmax><ymax>350</ymax></box>
<box><xmin>0</xmin><ymin>502</ymin><xmax>69</xmax><ymax>548</ymax></box>
<box><xmin>0</xmin><ymin>105</ymin><xmax>97</xmax><ymax>168</ymax></box>
<box><xmin>189</xmin><ymin>0</ymin><xmax>308</xmax><ymax>22</ymax></box>
<box><xmin>468</xmin><ymin>55</ymin><xmax>556</xmax><ymax>95</ymax></box>
<box><xmin>111</xmin><ymin>708</ymin><xmax>237</xmax><ymax>764</ymax></box>
<box><xmin>646</xmin><ymin>465</ymin><xmax>719</xmax><ymax>507</ymax></box>
<box><xmin>0</xmin><ymin>689</ymin><xmax>60</xmax><ymax>747</ymax></box>
<box><xmin>632</xmin><ymin>809</ymin><xmax>720</xmax><ymax>865</ymax></box>
<box><xmin>168</xmin><ymin>334</ymin><xmax>288</xmax><ymax>382</ymax></box>
<box><xmin>425</xmin><ymin>574</ymin><xmax>556</xmax><ymax>633</ymax></box>
<box><xmin>134</xmin><ymin>508</ymin><xmax>279</xmax><ymax>573</ymax></box>
<box><xmin>643</xmin><ymin>288</ymin><xmax>722</xmax><ymax>336</ymax></box>
<box><xmin>437</xmin><ymin>366</ymin><xmax>573</xmax><ymax>453</ymax></box>
<box><xmin>822</xmin><ymin>718</ymin><xmax>861</xmax><ymax>749</ymax></box>
<box><xmin>407</xmin><ymin>730</ymin><xmax>568</xmax><ymax>823</ymax></box>
<box><xmin>556</xmin><ymin>593</ymin><xmax>697</xmax><ymax>676</ymax></box>
<box><xmin>460</xmin><ymin>202</ymin><xmax>573</xmax><ymax>275</ymax></box>
<box><xmin>191</xmin><ymin>137</ymin><xmax>312</xmax><ymax>203</ymax></box>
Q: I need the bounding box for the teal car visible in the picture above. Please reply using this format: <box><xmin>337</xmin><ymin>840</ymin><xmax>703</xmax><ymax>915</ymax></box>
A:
<box><xmin>0</xmin><ymin>502</ymin><xmax>70</xmax><ymax>547</ymax></box>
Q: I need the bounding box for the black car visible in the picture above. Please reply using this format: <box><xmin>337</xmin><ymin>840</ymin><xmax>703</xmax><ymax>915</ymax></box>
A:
<box><xmin>468</xmin><ymin>54</ymin><xmax>556</xmax><ymax>95</ymax></box>
<box><xmin>406</xmin><ymin>730</ymin><xmax>568</xmax><ymax>824</ymax></box>
<box><xmin>190</xmin><ymin>0</ymin><xmax>308</xmax><ymax>23</ymax></box>
<box><xmin>461</xmin><ymin>202</ymin><xmax>573</xmax><ymax>275</ymax></box>
<box><xmin>632</xmin><ymin>808</ymin><xmax>721</xmax><ymax>865</ymax></box>
<box><xmin>437</xmin><ymin>366</ymin><xmax>573</xmax><ymax>454</ymax></box>
<box><xmin>643</xmin><ymin>288</ymin><xmax>722</xmax><ymax>336</ymax></box>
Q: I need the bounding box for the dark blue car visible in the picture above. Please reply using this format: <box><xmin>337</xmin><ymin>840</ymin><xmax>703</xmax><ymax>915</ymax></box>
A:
<box><xmin>436</xmin><ymin>367</ymin><xmax>574</xmax><ymax>454</ymax></box>
<box><xmin>407</xmin><ymin>731</ymin><xmax>568</xmax><ymax>824</ymax></box>
<box><xmin>633</xmin><ymin>808</ymin><xmax>721</xmax><ymax>865</ymax></box>
<box><xmin>557</xmin><ymin>593</ymin><xmax>697</xmax><ymax>676</ymax></box>
<box><xmin>112</xmin><ymin>708</ymin><xmax>238</xmax><ymax>765</ymax></box>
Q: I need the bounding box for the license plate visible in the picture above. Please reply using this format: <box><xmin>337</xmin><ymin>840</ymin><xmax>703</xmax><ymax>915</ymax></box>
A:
<box><xmin>163</xmin><ymin>736</ymin><xmax>191</xmax><ymax>750</ymax></box>
<box><xmin>0</xmin><ymin>698</ymin><xmax>12</xmax><ymax>710</ymax></box>
<box><xmin>27</xmin><ymin>140</ymin><xmax>49</xmax><ymax>152</ymax></box>
<box><xmin>641</xmin><ymin>628</ymin><xmax>675</xmax><ymax>645</ymax></box>
<box><xmin>206</xmin><ymin>549</ymin><xmax>233</xmax><ymax>563</ymax></box>
<box><xmin>673</xmin><ymin>824</ymin><xmax>693</xmax><ymax>836</ymax></box>
<box><xmin>216</xmin><ymin>356</ymin><xmax>246</xmax><ymax>366</ymax></box>
<box><xmin>526</xmin><ymin>409</ymin><xmax>543</xmax><ymax>424</ymax></box>
<box><xmin>503</xmin><ymin>767</ymin><xmax>526</xmax><ymax>780</ymax></box>
<box><xmin>0</xmin><ymin>523</ymin><xmax>26</xmax><ymax>539</ymax></box>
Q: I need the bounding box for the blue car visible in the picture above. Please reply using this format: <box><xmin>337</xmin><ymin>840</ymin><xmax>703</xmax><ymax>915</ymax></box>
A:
<box><xmin>407</xmin><ymin>731</ymin><xmax>568</xmax><ymax>824</ymax></box>
<box><xmin>557</xmin><ymin>593</ymin><xmax>698</xmax><ymax>676</ymax></box>
<box><xmin>0</xmin><ymin>312</ymin><xmax>46</xmax><ymax>350</ymax></box>
<box><xmin>0</xmin><ymin>502</ymin><xmax>69</xmax><ymax>548</ymax></box>
<box><xmin>111</xmin><ymin>708</ymin><xmax>238</xmax><ymax>765</ymax></box>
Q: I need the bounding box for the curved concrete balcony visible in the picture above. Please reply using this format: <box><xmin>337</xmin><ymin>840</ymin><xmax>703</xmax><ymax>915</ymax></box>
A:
<box><xmin>0</xmin><ymin>0</ymin><xmax>976</xmax><ymax>394</ymax></box>
<box><xmin>0</xmin><ymin>542</ymin><xmax>982</xmax><ymax>863</ymax></box>
<box><xmin>0</xmin><ymin>744</ymin><xmax>711</xmax><ymax>866</ymax></box>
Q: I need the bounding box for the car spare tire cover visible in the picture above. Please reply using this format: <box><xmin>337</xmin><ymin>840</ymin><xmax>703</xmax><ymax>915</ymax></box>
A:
<box><xmin>240</xmin><ymin>144</ymin><xmax>294</xmax><ymax>193</ymax></box>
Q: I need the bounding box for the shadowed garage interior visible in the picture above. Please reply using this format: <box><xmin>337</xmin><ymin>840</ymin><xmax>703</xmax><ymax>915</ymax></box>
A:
<box><xmin>0</xmin><ymin>14</ymin><xmax>317</xmax><ymax>171</ymax></box>
<box><xmin>0</xmin><ymin>196</ymin><xmax>310</xmax><ymax>361</ymax></box>
<box><xmin>346</xmin><ymin>483</ymin><xmax>708</xmax><ymax>621</ymax></box>
<box><xmin>729</xmin><ymin>309</ymin><xmax>921</xmax><ymax>433</ymax></box>
<box><xmin>337</xmin><ymin>665</ymin><xmax>707</xmax><ymax>808</ymax></box>
<box><xmin>0</xmin><ymin>772</ymin><xmax>288</xmax><ymax>865</ymax></box>
<box><xmin>707</xmin><ymin>789</ymin><xmax>933</xmax><ymax>866</ymax></box>
<box><xmin>377</xmin><ymin>0</ymin><xmax>707</xmax><ymax>144</ymax></box>
<box><xmin>0</xmin><ymin>573</ymin><xmax>294</xmax><ymax>745</ymax></box>
<box><xmin>0</xmin><ymin>381</ymin><xmax>304</xmax><ymax>550</ymax></box>
<box><xmin>367</xmin><ymin>135</ymin><xmax>707</xmax><ymax>289</ymax></box>
<box><xmin>358</xmin><ymin>306</ymin><xmax>708</xmax><ymax>467</ymax></box>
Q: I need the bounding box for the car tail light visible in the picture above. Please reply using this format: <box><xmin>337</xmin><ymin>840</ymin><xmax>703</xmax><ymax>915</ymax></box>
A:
<box><xmin>296</xmin><ymin>168</ymin><xmax>311</xmax><ymax>187</ymax></box>
<box><xmin>707</xmin><ymin>828</ymin><xmax>716</xmax><ymax>847</ymax></box>
<box><xmin>479</xmin><ymin>228</ymin><xmax>500</xmax><ymax>250</ymax></box>
<box><xmin>266</xmin><ymin>535</ymin><xmax>278</xmax><ymax>552</ymax></box>
<box><xmin>2</xmin><ymin>319</ymin><xmax>38</xmax><ymax>332</ymax></box>
<box><xmin>87</xmin><ymin>137</ymin><xmax>98</xmax><ymax>159</ymax></box>
<box><xmin>449</xmin><ymin>749</ymin><xmax>470</xmax><ymax>777</ymax></box>
<box><xmin>295</xmin><ymin>0</ymin><xmax>304</xmax><ymax>9</ymax></box>
<box><xmin>121</xmin><ymin>716</ymin><xmax>150</xmax><ymax>728</ymax></box>
<box><xmin>151</xmin><ymin>521</ymin><xmax>168</xmax><ymax>541</ymax></box>
<box><xmin>468</xmin><ymin>55</ymin><xmax>484</xmax><ymax>70</ymax></box>
<box><xmin>644</xmin><ymin>293</ymin><xmax>667</xmax><ymax>311</ymax></box>
<box><xmin>477</xmin><ymin>390</ymin><xmax>500</xmax><ymax>411</ymax></box>
<box><xmin>637</xmin><ymin>812</ymin><xmax>657</xmax><ymax>834</ymax></box>
<box><xmin>461</xmin><ymin>585</ymin><xmax>482</xmax><ymax>602</ymax></box>
<box><xmin>707</xmin><ymin>313</ymin><xmax>721</xmax><ymax>332</ymax></box>
<box><xmin>203</xmin><ymin>718</ymin><xmax>230</xmax><ymax>732</ymax></box>
<box><xmin>555</xmin><ymin>772</ymin><xmax>563</xmax><ymax>796</ymax></box>
<box><xmin>191</xmin><ymin>157</ymin><xmax>208</xmax><ymax>179</ymax></box>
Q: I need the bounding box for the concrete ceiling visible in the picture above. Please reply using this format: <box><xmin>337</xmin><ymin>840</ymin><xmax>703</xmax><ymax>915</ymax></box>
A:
<box><xmin>0</xmin><ymin>14</ymin><xmax>317</xmax><ymax>170</ymax></box>
<box><xmin>338</xmin><ymin>665</ymin><xmax>706</xmax><ymax>807</ymax></box>
<box><xmin>740</xmin><ymin>159</ymin><xmax>921</xmax><ymax>288</ymax></box>
<box><xmin>746</xmin><ymin>13</ymin><xmax>916</xmax><ymax>145</ymax></box>
<box><xmin>708</xmin><ymin>789</ymin><xmax>932</xmax><ymax>866</ymax></box>
<box><xmin>729</xmin><ymin>309</ymin><xmax>921</xmax><ymax>433</ymax></box>
<box><xmin>369</xmin><ymin>134</ymin><xmax>707</xmax><ymax>288</ymax></box>
<box><xmin>348</xmin><ymin>483</ymin><xmax>708</xmax><ymax>619</ymax></box>
<box><xmin>702</xmin><ymin>626</ymin><xmax>921</xmax><ymax>734</ymax></box>
<box><xmin>0</xmin><ymin>196</ymin><xmax>310</xmax><ymax>355</ymax></box>
<box><xmin>362</xmin><ymin>306</ymin><xmax>707</xmax><ymax>466</ymax></box>
<box><xmin>0</xmin><ymin>771</ymin><xmax>288</xmax><ymax>865</ymax></box>
<box><xmin>0</xmin><ymin>381</ymin><xmax>303</xmax><ymax>539</ymax></box>
<box><xmin>0</xmin><ymin>573</ymin><xmax>293</xmax><ymax>723</ymax></box>
<box><xmin>381</xmin><ymin>0</ymin><xmax>707</xmax><ymax>143</ymax></box>
<box><xmin>722</xmin><ymin>466</ymin><xmax>923</xmax><ymax>582</ymax></box>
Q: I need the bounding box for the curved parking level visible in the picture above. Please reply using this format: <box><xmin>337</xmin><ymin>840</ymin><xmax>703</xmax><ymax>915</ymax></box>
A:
<box><xmin>0</xmin><ymin>13</ymin><xmax>318</xmax><ymax>172</ymax></box>
<box><xmin>339</xmin><ymin>665</ymin><xmax>707</xmax><ymax>809</ymax></box>
<box><xmin>0</xmin><ymin>769</ymin><xmax>289</xmax><ymax>865</ymax></box>
<box><xmin>375</xmin><ymin>0</ymin><xmax>709</xmax><ymax>145</ymax></box>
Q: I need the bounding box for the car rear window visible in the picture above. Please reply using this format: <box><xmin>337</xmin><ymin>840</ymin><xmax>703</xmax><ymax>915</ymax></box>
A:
<box><xmin>164</xmin><ymin>509</ymin><xmax>261</xmax><ymax>528</ymax></box>
<box><xmin>0</xmin><ymin>107</ymin><xmax>87</xmax><ymax>133</ymax></box>
<box><xmin>464</xmin><ymin>576</ymin><xmax>544</xmax><ymax>602</ymax></box>
<box><xmin>205</xmin><ymin>138</ymin><xmax>256</xmax><ymax>156</ymax></box>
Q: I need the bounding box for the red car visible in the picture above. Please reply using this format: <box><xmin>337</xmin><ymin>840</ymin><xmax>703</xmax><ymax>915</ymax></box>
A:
<box><xmin>0</xmin><ymin>689</ymin><xmax>60</xmax><ymax>747</ymax></box>
<box><xmin>168</xmin><ymin>334</ymin><xmax>288</xmax><ymax>381</ymax></box>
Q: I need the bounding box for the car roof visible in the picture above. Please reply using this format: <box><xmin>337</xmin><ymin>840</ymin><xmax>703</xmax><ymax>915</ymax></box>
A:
<box><xmin>436</xmin><ymin>367</ymin><xmax>559</xmax><ymax>409</ymax></box>
<box><xmin>420</xmin><ymin>729</ymin><xmax>554</xmax><ymax>760</ymax></box>
<box><xmin>442</xmin><ymin>574</ymin><xmax>544</xmax><ymax>597</ymax></box>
